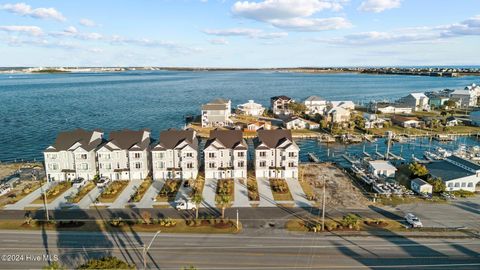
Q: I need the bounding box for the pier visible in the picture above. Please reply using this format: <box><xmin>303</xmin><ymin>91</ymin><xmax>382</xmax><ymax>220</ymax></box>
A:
<box><xmin>308</xmin><ymin>153</ymin><xmax>321</xmax><ymax>163</ymax></box>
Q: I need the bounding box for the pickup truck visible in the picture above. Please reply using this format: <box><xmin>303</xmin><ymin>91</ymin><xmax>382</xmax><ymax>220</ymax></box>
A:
<box><xmin>175</xmin><ymin>201</ymin><xmax>196</xmax><ymax>211</ymax></box>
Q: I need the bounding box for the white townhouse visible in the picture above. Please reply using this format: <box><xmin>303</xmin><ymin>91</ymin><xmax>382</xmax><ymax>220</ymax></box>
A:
<box><xmin>151</xmin><ymin>129</ymin><xmax>199</xmax><ymax>180</ymax></box>
<box><xmin>426</xmin><ymin>155</ymin><xmax>480</xmax><ymax>192</ymax></box>
<box><xmin>203</xmin><ymin>129</ymin><xmax>248</xmax><ymax>179</ymax></box>
<box><xmin>44</xmin><ymin>129</ymin><xmax>104</xmax><ymax>182</ymax></box>
<box><xmin>96</xmin><ymin>129</ymin><xmax>151</xmax><ymax>181</ymax></box>
<box><xmin>201</xmin><ymin>98</ymin><xmax>232</xmax><ymax>127</ymax></box>
<box><xmin>237</xmin><ymin>100</ymin><xmax>265</xmax><ymax>116</ymax></box>
<box><xmin>398</xmin><ymin>93</ymin><xmax>430</xmax><ymax>111</ymax></box>
<box><xmin>254</xmin><ymin>129</ymin><xmax>299</xmax><ymax>179</ymax></box>
<box><xmin>304</xmin><ymin>96</ymin><xmax>327</xmax><ymax>115</ymax></box>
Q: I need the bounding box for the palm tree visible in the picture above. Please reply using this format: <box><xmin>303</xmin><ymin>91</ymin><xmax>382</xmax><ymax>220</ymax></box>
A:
<box><xmin>191</xmin><ymin>193</ymin><xmax>203</xmax><ymax>219</ymax></box>
<box><xmin>216</xmin><ymin>194</ymin><xmax>231</xmax><ymax>218</ymax></box>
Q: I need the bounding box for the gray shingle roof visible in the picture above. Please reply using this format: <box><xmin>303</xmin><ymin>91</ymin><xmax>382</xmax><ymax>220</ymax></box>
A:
<box><xmin>254</xmin><ymin>129</ymin><xmax>293</xmax><ymax>149</ymax></box>
<box><xmin>45</xmin><ymin>128</ymin><xmax>103</xmax><ymax>152</ymax></box>
<box><xmin>155</xmin><ymin>129</ymin><xmax>198</xmax><ymax>150</ymax></box>
<box><xmin>108</xmin><ymin>129</ymin><xmax>151</xmax><ymax>151</ymax></box>
<box><xmin>204</xmin><ymin>129</ymin><xmax>247</xmax><ymax>150</ymax></box>
<box><xmin>426</xmin><ymin>160</ymin><xmax>474</xmax><ymax>181</ymax></box>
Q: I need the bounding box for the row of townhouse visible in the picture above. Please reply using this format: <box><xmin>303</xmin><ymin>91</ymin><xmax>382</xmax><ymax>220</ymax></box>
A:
<box><xmin>44</xmin><ymin>128</ymin><xmax>299</xmax><ymax>182</ymax></box>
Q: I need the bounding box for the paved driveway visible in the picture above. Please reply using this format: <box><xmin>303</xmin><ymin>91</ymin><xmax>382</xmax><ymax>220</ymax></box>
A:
<box><xmin>201</xmin><ymin>178</ymin><xmax>217</xmax><ymax>208</ymax></box>
<box><xmin>48</xmin><ymin>185</ymin><xmax>77</xmax><ymax>209</ymax></box>
<box><xmin>135</xmin><ymin>180</ymin><xmax>165</xmax><ymax>208</ymax></box>
<box><xmin>285</xmin><ymin>178</ymin><xmax>312</xmax><ymax>207</ymax></box>
<box><xmin>109</xmin><ymin>179</ymin><xmax>142</xmax><ymax>209</ymax></box>
<box><xmin>232</xmin><ymin>178</ymin><xmax>250</xmax><ymax>207</ymax></box>
<box><xmin>76</xmin><ymin>187</ymin><xmax>101</xmax><ymax>209</ymax></box>
<box><xmin>257</xmin><ymin>178</ymin><xmax>276</xmax><ymax>207</ymax></box>
<box><xmin>4</xmin><ymin>182</ymin><xmax>54</xmax><ymax>210</ymax></box>
<box><xmin>175</xmin><ymin>179</ymin><xmax>192</xmax><ymax>202</ymax></box>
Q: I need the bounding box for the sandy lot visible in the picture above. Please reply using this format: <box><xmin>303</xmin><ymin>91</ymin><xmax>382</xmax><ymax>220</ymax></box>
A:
<box><xmin>301</xmin><ymin>163</ymin><xmax>371</xmax><ymax>209</ymax></box>
<box><xmin>0</xmin><ymin>162</ymin><xmax>42</xmax><ymax>180</ymax></box>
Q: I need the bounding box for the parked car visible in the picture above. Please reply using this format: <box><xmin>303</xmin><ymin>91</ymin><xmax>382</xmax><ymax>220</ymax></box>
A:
<box><xmin>183</xmin><ymin>181</ymin><xmax>190</xmax><ymax>188</ymax></box>
<box><xmin>405</xmin><ymin>213</ymin><xmax>423</xmax><ymax>228</ymax></box>
<box><xmin>72</xmin><ymin>177</ymin><xmax>87</xmax><ymax>188</ymax></box>
<box><xmin>0</xmin><ymin>184</ymin><xmax>11</xmax><ymax>196</ymax></box>
<box><xmin>96</xmin><ymin>177</ymin><xmax>111</xmax><ymax>188</ymax></box>
<box><xmin>175</xmin><ymin>200</ymin><xmax>196</xmax><ymax>211</ymax></box>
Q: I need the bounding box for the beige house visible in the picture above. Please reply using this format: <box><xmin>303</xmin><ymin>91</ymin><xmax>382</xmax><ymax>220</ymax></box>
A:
<box><xmin>271</xmin><ymin>95</ymin><xmax>294</xmax><ymax>116</ymax></box>
<box><xmin>203</xmin><ymin>130</ymin><xmax>248</xmax><ymax>179</ymax></box>
<box><xmin>327</xmin><ymin>106</ymin><xmax>351</xmax><ymax>123</ymax></box>
<box><xmin>398</xmin><ymin>93</ymin><xmax>430</xmax><ymax>111</ymax></box>
<box><xmin>44</xmin><ymin>129</ymin><xmax>104</xmax><ymax>182</ymax></box>
<box><xmin>237</xmin><ymin>100</ymin><xmax>265</xmax><ymax>116</ymax></box>
<box><xmin>201</xmin><ymin>98</ymin><xmax>232</xmax><ymax>127</ymax></box>
<box><xmin>254</xmin><ymin>129</ymin><xmax>299</xmax><ymax>179</ymax></box>
<box><xmin>304</xmin><ymin>96</ymin><xmax>327</xmax><ymax>114</ymax></box>
<box><xmin>151</xmin><ymin>129</ymin><xmax>199</xmax><ymax>180</ymax></box>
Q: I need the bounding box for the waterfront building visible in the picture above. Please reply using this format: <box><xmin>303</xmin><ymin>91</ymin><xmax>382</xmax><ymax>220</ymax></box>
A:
<box><xmin>391</xmin><ymin>115</ymin><xmax>422</xmax><ymax>128</ymax></box>
<box><xmin>398</xmin><ymin>93</ymin><xmax>430</xmax><ymax>111</ymax></box>
<box><xmin>470</xmin><ymin>111</ymin><xmax>480</xmax><ymax>126</ymax></box>
<box><xmin>363</xmin><ymin>113</ymin><xmax>386</xmax><ymax>129</ymax></box>
<box><xmin>426</xmin><ymin>155</ymin><xmax>480</xmax><ymax>192</ymax></box>
<box><xmin>254</xmin><ymin>129</ymin><xmax>299</xmax><ymax>179</ymax></box>
<box><xmin>327</xmin><ymin>106</ymin><xmax>351</xmax><ymax>123</ymax></box>
<box><xmin>411</xmin><ymin>178</ymin><xmax>433</xmax><ymax>195</ymax></box>
<box><xmin>44</xmin><ymin>129</ymin><xmax>104</xmax><ymax>182</ymax></box>
<box><xmin>96</xmin><ymin>129</ymin><xmax>151</xmax><ymax>180</ymax></box>
<box><xmin>428</xmin><ymin>95</ymin><xmax>450</xmax><ymax>109</ymax></box>
<box><xmin>284</xmin><ymin>116</ymin><xmax>319</xmax><ymax>130</ymax></box>
<box><xmin>304</xmin><ymin>96</ymin><xmax>327</xmax><ymax>114</ymax></box>
<box><xmin>450</xmin><ymin>88</ymin><xmax>478</xmax><ymax>107</ymax></box>
<box><xmin>328</xmin><ymin>101</ymin><xmax>355</xmax><ymax>111</ymax></box>
<box><xmin>368</xmin><ymin>160</ymin><xmax>397</xmax><ymax>178</ymax></box>
<box><xmin>371</xmin><ymin>102</ymin><xmax>413</xmax><ymax>114</ymax></box>
<box><xmin>151</xmin><ymin>129</ymin><xmax>199</xmax><ymax>180</ymax></box>
<box><xmin>203</xmin><ymin>129</ymin><xmax>248</xmax><ymax>179</ymax></box>
<box><xmin>201</xmin><ymin>98</ymin><xmax>232</xmax><ymax>127</ymax></box>
<box><xmin>246</xmin><ymin>121</ymin><xmax>272</xmax><ymax>131</ymax></box>
<box><xmin>271</xmin><ymin>95</ymin><xmax>294</xmax><ymax>116</ymax></box>
<box><xmin>237</xmin><ymin>100</ymin><xmax>265</xmax><ymax>116</ymax></box>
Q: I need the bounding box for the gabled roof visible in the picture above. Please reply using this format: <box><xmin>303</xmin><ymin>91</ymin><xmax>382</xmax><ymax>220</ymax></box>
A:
<box><xmin>411</xmin><ymin>178</ymin><xmax>431</xmax><ymax>187</ymax></box>
<box><xmin>305</xmin><ymin>96</ymin><xmax>324</xmax><ymax>102</ymax></box>
<box><xmin>154</xmin><ymin>129</ymin><xmax>198</xmax><ymax>151</ymax></box>
<box><xmin>204</xmin><ymin>129</ymin><xmax>247</xmax><ymax>150</ymax></box>
<box><xmin>451</xmin><ymin>89</ymin><xmax>470</xmax><ymax>95</ymax></box>
<box><xmin>255</xmin><ymin>129</ymin><xmax>295</xmax><ymax>149</ymax></box>
<box><xmin>391</xmin><ymin>115</ymin><xmax>420</xmax><ymax>122</ymax></box>
<box><xmin>108</xmin><ymin>129</ymin><xmax>151</xmax><ymax>151</ymax></box>
<box><xmin>271</xmin><ymin>95</ymin><xmax>292</xmax><ymax>101</ymax></box>
<box><xmin>408</xmin><ymin>93</ymin><xmax>428</xmax><ymax>99</ymax></box>
<box><xmin>45</xmin><ymin>128</ymin><xmax>103</xmax><ymax>152</ymax></box>
<box><xmin>202</xmin><ymin>104</ymin><xmax>228</xmax><ymax>110</ymax></box>
<box><xmin>211</xmin><ymin>98</ymin><xmax>230</xmax><ymax>104</ymax></box>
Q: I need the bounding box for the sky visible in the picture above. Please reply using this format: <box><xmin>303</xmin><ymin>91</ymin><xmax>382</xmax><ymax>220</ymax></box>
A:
<box><xmin>0</xmin><ymin>0</ymin><xmax>479</xmax><ymax>67</ymax></box>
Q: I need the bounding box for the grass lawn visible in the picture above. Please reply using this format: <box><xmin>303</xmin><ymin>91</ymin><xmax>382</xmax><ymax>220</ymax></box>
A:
<box><xmin>0</xmin><ymin>181</ymin><xmax>42</xmax><ymax>208</ymax></box>
<box><xmin>69</xmin><ymin>181</ymin><xmax>95</xmax><ymax>203</ymax></box>
<box><xmin>269</xmin><ymin>179</ymin><xmax>293</xmax><ymax>201</ymax></box>
<box><xmin>247</xmin><ymin>172</ymin><xmax>259</xmax><ymax>201</ymax></box>
<box><xmin>0</xmin><ymin>219</ymin><xmax>241</xmax><ymax>234</ymax></box>
<box><xmin>130</xmin><ymin>178</ymin><xmax>153</xmax><ymax>203</ymax></box>
<box><xmin>31</xmin><ymin>182</ymin><xmax>72</xmax><ymax>204</ymax></box>
<box><xmin>215</xmin><ymin>179</ymin><xmax>234</xmax><ymax>206</ymax></box>
<box><xmin>291</xmin><ymin>129</ymin><xmax>322</xmax><ymax>137</ymax></box>
<box><xmin>370</xmin><ymin>126</ymin><xmax>428</xmax><ymax>136</ymax></box>
<box><xmin>378</xmin><ymin>195</ymin><xmax>447</xmax><ymax>207</ymax></box>
<box><xmin>156</xmin><ymin>179</ymin><xmax>182</xmax><ymax>202</ymax></box>
<box><xmin>98</xmin><ymin>181</ymin><xmax>129</xmax><ymax>203</ymax></box>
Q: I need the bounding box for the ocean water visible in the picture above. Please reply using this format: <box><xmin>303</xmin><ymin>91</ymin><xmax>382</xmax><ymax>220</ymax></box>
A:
<box><xmin>1</xmin><ymin>70</ymin><xmax>479</xmax><ymax>162</ymax></box>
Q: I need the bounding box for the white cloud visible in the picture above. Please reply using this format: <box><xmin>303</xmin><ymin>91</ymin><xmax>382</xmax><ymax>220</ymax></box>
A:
<box><xmin>358</xmin><ymin>0</ymin><xmax>401</xmax><ymax>13</ymax></box>
<box><xmin>0</xmin><ymin>25</ymin><xmax>43</xmax><ymax>36</ymax></box>
<box><xmin>79</xmin><ymin>18</ymin><xmax>97</xmax><ymax>27</ymax></box>
<box><xmin>314</xmin><ymin>15</ymin><xmax>480</xmax><ymax>46</ymax></box>
<box><xmin>1</xmin><ymin>2</ymin><xmax>66</xmax><ymax>21</ymax></box>
<box><xmin>231</xmin><ymin>0</ymin><xmax>350</xmax><ymax>31</ymax></box>
<box><xmin>208</xmin><ymin>38</ymin><xmax>229</xmax><ymax>45</ymax></box>
<box><xmin>203</xmin><ymin>28</ymin><xmax>288</xmax><ymax>39</ymax></box>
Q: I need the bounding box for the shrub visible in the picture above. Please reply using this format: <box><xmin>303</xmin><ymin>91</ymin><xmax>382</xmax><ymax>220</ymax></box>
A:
<box><xmin>77</xmin><ymin>256</ymin><xmax>134</xmax><ymax>269</ymax></box>
<box><xmin>109</xmin><ymin>217</ymin><xmax>125</xmax><ymax>227</ymax></box>
<box><xmin>42</xmin><ymin>261</ymin><xmax>65</xmax><ymax>270</ymax></box>
<box><xmin>140</xmin><ymin>211</ymin><xmax>152</xmax><ymax>224</ymax></box>
<box><xmin>341</xmin><ymin>214</ymin><xmax>360</xmax><ymax>230</ymax></box>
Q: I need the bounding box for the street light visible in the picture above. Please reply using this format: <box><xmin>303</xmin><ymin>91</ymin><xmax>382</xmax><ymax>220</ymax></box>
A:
<box><xmin>143</xmin><ymin>230</ymin><xmax>161</xmax><ymax>270</ymax></box>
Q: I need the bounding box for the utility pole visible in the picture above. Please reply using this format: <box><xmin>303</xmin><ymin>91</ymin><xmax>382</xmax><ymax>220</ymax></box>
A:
<box><xmin>321</xmin><ymin>176</ymin><xmax>326</xmax><ymax>231</ymax></box>
<box><xmin>143</xmin><ymin>230</ymin><xmax>161</xmax><ymax>270</ymax></box>
<box><xmin>236</xmin><ymin>209</ymin><xmax>239</xmax><ymax>230</ymax></box>
<box><xmin>41</xmin><ymin>176</ymin><xmax>49</xmax><ymax>222</ymax></box>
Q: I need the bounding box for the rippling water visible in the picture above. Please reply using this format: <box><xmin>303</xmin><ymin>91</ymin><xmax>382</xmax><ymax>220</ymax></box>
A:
<box><xmin>1</xmin><ymin>71</ymin><xmax>479</xmax><ymax>162</ymax></box>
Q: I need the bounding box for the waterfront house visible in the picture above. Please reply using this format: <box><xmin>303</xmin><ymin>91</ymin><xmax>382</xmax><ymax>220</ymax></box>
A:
<box><xmin>271</xmin><ymin>95</ymin><xmax>294</xmax><ymax>116</ymax></box>
<box><xmin>373</xmin><ymin>103</ymin><xmax>413</xmax><ymax>114</ymax></box>
<box><xmin>203</xmin><ymin>129</ymin><xmax>248</xmax><ymax>179</ymax></box>
<box><xmin>470</xmin><ymin>111</ymin><xmax>480</xmax><ymax>126</ymax></box>
<box><xmin>246</xmin><ymin>121</ymin><xmax>272</xmax><ymax>131</ymax></box>
<box><xmin>391</xmin><ymin>115</ymin><xmax>422</xmax><ymax>128</ymax></box>
<box><xmin>398</xmin><ymin>93</ymin><xmax>430</xmax><ymax>111</ymax></box>
<box><xmin>201</xmin><ymin>98</ymin><xmax>232</xmax><ymax>127</ymax></box>
<box><xmin>363</xmin><ymin>113</ymin><xmax>385</xmax><ymax>129</ymax></box>
<box><xmin>284</xmin><ymin>117</ymin><xmax>319</xmax><ymax>130</ymax></box>
<box><xmin>329</xmin><ymin>101</ymin><xmax>355</xmax><ymax>111</ymax></box>
<box><xmin>304</xmin><ymin>96</ymin><xmax>327</xmax><ymax>114</ymax></box>
<box><xmin>237</xmin><ymin>100</ymin><xmax>265</xmax><ymax>116</ymax></box>
<box><xmin>96</xmin><ymin>129</ymin><xmax>151</xmax><ymax>181</ymax></box>
<box><xmin>428</xmin><ymin>94</ymin><xmax>450</xmax><ymax>109</ymax></box>
<box><xmin>445</xmin><ymin>116</ymin><xmax>460</xmax><ymax>127</ymax></box>
<box><xmin>426</xmin><ymin>155</ymin><xmax>480</xmax><ymax>192</ymax></box>
<box><xmin>151</xmin><ymin>129</ymin><xmax>199</xmax><ymax>180</ymax></box>
<box><xmin>44</xmin><ymin>129</ymin><xmax>104</xmax><ymax>182</ymax></box>
<box><xmin>254</xmin><ymin>129</ymin><xmax>299</xmax><ymax>179</ymax></box>
<box><xmin>411</xmin><ymin>178</ymin><xmax>433</xmax><ymax>196</ymax></box>
<box><xmin>450</xmin><ymin>90</ymin><xmax>476</xmax><ymax>107</ymax></box>
<box><xmin>368</xmin><ymin>160</ymin><xmax>397</xmax><ymax>178</ymax></box>
<box><xmin>327</xmin><ymin>106</ymin><xmax>351</xmax><ymax>123</ymax></box>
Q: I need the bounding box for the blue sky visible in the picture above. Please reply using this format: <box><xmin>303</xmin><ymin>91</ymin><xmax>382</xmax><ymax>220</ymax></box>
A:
<box><xmin>0</xmin><ymin>0</ymin><xmax>479</xmax><ymax>67</ymax></box>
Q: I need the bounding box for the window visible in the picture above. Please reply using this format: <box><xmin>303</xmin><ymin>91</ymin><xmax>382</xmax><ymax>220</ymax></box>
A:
<box><xmin>134</xmin><ymin>153</ymin><xmax>141</xmax><ymax>159</ymax></box>
<box><xmin>238</xmin><ymin>161</ymin><xmax>244</xmax><ymax>167</ymax></box>
<box><xmin>134</xmin><ymin>162</ymin><xmax>142</xmax><ymax>169</ymax></box>
<box><xmin>468</xmin><ymin>182</ymin><xmax>473</xmax><ymax>187</ymax></box>
<box><xmin>288</xmin><ymin>162</ymin><xmax>296</xmax><ymax>168</ymax></box>
<box><xmin>454</xmin><ymin>182</ymin><xmax>460</xmax><ymax>187</ymax></box>
<box><xmin>186</xmin><ymin>152</ymin><xmax>193</xmax><ymax>158</ymax></box>
<box><xmin>461</xmin><ymin>182</ymin><xmax>466</xmax><ymax>187</ymax></box>
<box><xmin>208</xmin><ymin>162</ymin><xmax>216</xmax><ymax>168</ymax></box>
<box><xmin>79</xmin><ymin>163</ymin><xmax>88</xmax><ymax>170</ymax></box>
<box><xmin>79</xmin><ymin>154</ymin><xmax>87</xmax><ymax>159</ymax></box>
<box><xmin>448</xmin><ymin>183</ymin><xmax>453</xmax><ymax>187</ymax></box>
<box><xmin>187</xmin><ymin>163</ymin><xmax>194</xmax><ymax>169</ymax></box>
<box><xmin>260</xmin><ymin>161</ymin><xmax>266</xmax><ymax>167</ymax></box>
<box><xmin>238</xmin><ymin>152</ymin><xmax>244</xmax><ymax>157</ymax></box>
<box><xmin>154</xmin><ymin>152</ymin><xmax>164</xmax><ymax>159</ymax></box>
<box><xmin>208</xmin><ymin>152</ymin><xmax>215</xmax><ymax>158</ymax></box>
<box><xmin>156</xmin><ymin>162</ymin><xmax>164</xmax><ymax>169</ymax></box>
<box><xmin>288</xmin><ymin>152</ymin><xmax>296</xmax><ymax>157</ymax></box>
<box><xmin>47</xmin><ymin>154</ymin><xmax>57</xmax><ymax>159</ymax></box>
<box><xmin>259</xmin><ymin>151</ymin><xmax>266</xmax><ymax>157</ymax></box>
<box><xmin>48</xmin><ymin>163</ymin><xmax>58</xmax><ymax>170</ymax></box>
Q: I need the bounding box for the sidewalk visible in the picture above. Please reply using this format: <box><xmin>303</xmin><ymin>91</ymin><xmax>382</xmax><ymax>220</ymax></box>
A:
<box><xmin>285</xmin><ymin>178</ymin><xmax>312</xmax><ymax>208</ymax></box>
<box><xmin>257</xmin><ymin>178</ymin><xmax>276</xmax><ymax>207</ymax></box>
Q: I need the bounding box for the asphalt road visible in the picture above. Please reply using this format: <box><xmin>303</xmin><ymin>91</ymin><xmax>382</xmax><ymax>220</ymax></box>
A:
<box><xmin>0</xmin><ymin>230</ymin><xmax>478</xmax><ymax>269</ymax></box>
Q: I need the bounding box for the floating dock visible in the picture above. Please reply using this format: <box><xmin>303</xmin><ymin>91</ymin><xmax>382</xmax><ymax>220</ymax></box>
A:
<box><xmin>308</xmin><ymin>153</ymin><xmax>321</xmax><ymax>163</ymax></box>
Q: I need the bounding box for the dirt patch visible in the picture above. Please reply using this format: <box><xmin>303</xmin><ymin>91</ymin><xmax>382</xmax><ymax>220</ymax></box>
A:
<box><xmin>0</xmin><ymin>162</ymin><xmax>42</xmax><ymax>180</ymax></box>
<box><xmin>300</xmin><ymin>163</ymin><xmax>371</xmax><ymax>209</ymax></box>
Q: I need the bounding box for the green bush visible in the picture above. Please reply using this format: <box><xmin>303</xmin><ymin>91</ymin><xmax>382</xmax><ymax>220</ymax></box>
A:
<box><xmin>77</xmin><ymin>256</ymin><xmax>134</xmax><ymax>269</ymax></box>
<box><xmin>341</xmin><ymin>214</ymin><xmax>360</xmax><ymax>230</ymax></box>
<box><xmin>109</xmin><ymin>217</ymin><xmax>125</xmax><ymax>227</ymax></box>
